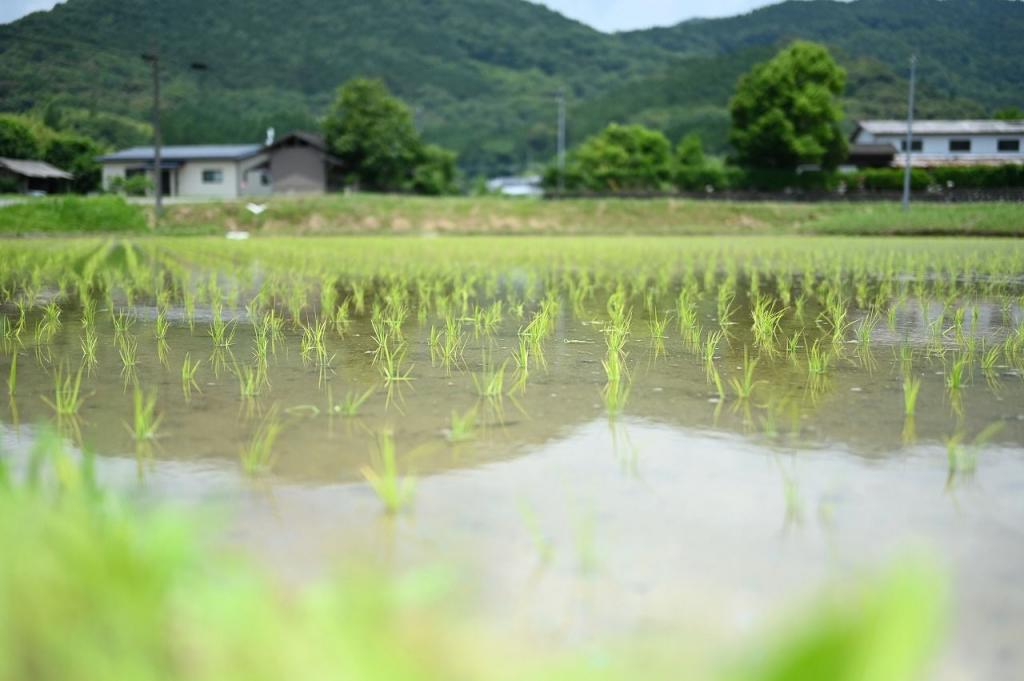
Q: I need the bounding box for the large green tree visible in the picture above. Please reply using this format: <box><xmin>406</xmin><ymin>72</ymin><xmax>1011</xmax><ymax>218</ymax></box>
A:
<box><xmin>0</xmin><ymin>115</ymin><xmax>42</xmax><ymax>160</ymax></box>
<box><xmin>558</xmin><ymin>123</ymin><xmax>673</xmax><ymax>192</ymax></box>
<box><xmin>323</xmin><ymin>78</ymin><xmax>424</xmax><ymax>192</ymax></box>
<box><xmin>728</xmin><ymin>41</ymin><xmax>847</xmax><ymax>171</ymax></box>
<box><xmin>44</xmin><ymin>133</ymin><xmax>104</xmax><ymax>193</ymax></box>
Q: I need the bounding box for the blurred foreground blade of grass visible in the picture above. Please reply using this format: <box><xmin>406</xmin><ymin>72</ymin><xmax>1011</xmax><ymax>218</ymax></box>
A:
<box><xmin>0</xmin><ymin>427</ymin><xmax>945</xmax><ymax>681</ymax></box>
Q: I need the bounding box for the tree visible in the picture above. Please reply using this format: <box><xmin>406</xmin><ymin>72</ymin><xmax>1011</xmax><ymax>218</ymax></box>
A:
<box><xmin>323</xmin><ymin>78</ymin><xmax>422</xmax><ymax>192</ymax></box>
<box><xmin>559</xmin><ymin>123</ymin><xmax>673</xmax><ymax>192</ymax></box>
<box><xmin>675</xmin><ymin>133</ymin><xmax>705</xmax><ymax>168</ymax></box>
<box><xmin>994</xmin><ymin>106</ymin><xmax>1023</xmax><ymax>121</ymax></box>
<box><xmin>729</xmin><ymin>41</ymin><xmax>847</xmax><ymax>171</ymax></box>
<box><xmin>0</xmin><ymin>115</ymin><xmax>42</xmax><ymax>160</ymax></box>
<box><xmin>45</xmin><ymin>133</ymin><xmax>104</xmax><ymax>193</ymax></box>
<box><xmin>409</xmin><ymin>144</ymin><xmax>459</xmax><ymax>196</ymax></box>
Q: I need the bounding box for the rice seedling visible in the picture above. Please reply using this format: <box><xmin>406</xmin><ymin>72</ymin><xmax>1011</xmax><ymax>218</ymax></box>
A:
<box><xmin>717</xmin><ymin>286</ymin><xmax>737</xmax><ymax>326</ymax></box>
<box><xmin>38</xmin><ymin>302</ymin><xmax>61</xmax><ymax>340</ymax></box>
<box><xmin>647</xmin><ymin>308</ymin><xmax>671</xmax><ymax>340</ymax></box>
<box><xmin>117</xmin><ymin>335</ymin><xmax>138</xmax><ymax>371</ymax></box>
<box><xmin>153</xmin><ymin>309</ymin><xmax>170</xmax><ymax>340</ymax></box>
<box><xmin>76</xmin><ymin>327</ymin><xmax>97</xmax><ymax>370</ymax></box>
<box><xmin>447</xmin><ymin>406</ymin><xmax>478</xmax><ymax>442</ymax></box>
<box><xmin>806</xmin><ymin>340</ymin><xmax>831</xmax><ymax>377</ymax></box>
<box><xmin>473</xmin><ymin>357</ymin><xmax>508</xmax><ymax>398</ymax></box>
<box><xmin>945</xmin><ymin>354</ymin><xmax>969</xmax><ymax>392</ymax></box>
<box><xmin>730</xmin><ymin>347</ymin><xmax>762</xmax><ymax>400</ymax></box>
<box><xmin>208</xmin><ymin>316</ymin><xmax>236</xmax><ymax>349</ymax></box>
<box><xmin>300</xmin><ymin>317</ymin><xmax>332</xmax><ymax>366</ymax></box>
<box><xmin>181</xmin><ymin>353</ymin><xmax>201</xmax><ymax>400</ymax></box>
<box><xmin>327</xmin><ymin>384</ymin><xmax>376</xmax><ymax>417</ymax></box>
<box><xmin>111</xmin><ymin>310</ymin><xmax>133</xmax><ymax>339</ymax></box>
<box><xmin>239</xmin><ymin>406</ymin><xmax>283</xmax><ymax>476</ymax></box>
<box><xmin>855</xmin><ymin>312</ymin><xmax>880</xmax><ymax>347</ymax></box>
<box><xmin>41</xmin><ymin>362</ymin><xmax>85</xmax><ymax>416</ymax></box>
<box><xmin>676</xmin><ymin>288</ymin><xmax>698</xmax><ymax>332</ymax></box>
<box><xmin>80</xmin><ymin>297</ymin><xmax>97</xmax><ymax>328</ymax></box>
<box><xmin>236</xmin><ymin>362</ymin><xmax>269</xmax><ymax>399</ymax></box>
<box><xmin>378</xmin><ymin>340</ymin><xmax>414</xmax><ymax>384</ymax></box>
<box><xmin>903</xmin><ymin>375</ymin><xmax>921</xmax><ymax>417</ymax></box>
<box><xmin>750</xmin><ymin>296</ymin><xmax>786</xmax><ymax>350</ymax></box>
<box><xmin>819</xmin><ymin>293</ymin><xmax>854</xmax><ymax>345</ymax></box>
<box><xmin>126</xmin><ymin>384</ymin><xmax>162</xmax><ymax>442</ymax></box>
<box><xmin>702</xmin><ymin>330</ymin><xmax>723</xmax><ymax>367</ymax></box>
<box><xmin>6</xmin><ymin>352</ymin><xmax>15</xmax><ymax>396</ymax></box>
<box><xmin>980</xmin><ymin>342</ymin><xmax>1000</xmax><ymax>373</ymax></box>
<box><xmin>361</xmin><ymin>430</ymin><xmax>415</xmax><ymax>515</ymax></box>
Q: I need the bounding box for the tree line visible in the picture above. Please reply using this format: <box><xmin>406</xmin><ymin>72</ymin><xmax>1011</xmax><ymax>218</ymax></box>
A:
<box><xmin>543</xmin><ymin>40</ymin><xmax>1024</xmax><ymax>194</ymax></box>
<box><xmin>3</xmin><ymin>39</ymin><xmax>1021</xmax><ymax>196</ymax></box>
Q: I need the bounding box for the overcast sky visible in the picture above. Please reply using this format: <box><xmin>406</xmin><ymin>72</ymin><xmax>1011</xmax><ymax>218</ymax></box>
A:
<box><xmin>1</xmin><ymin>0</ymin><xmax>780</xmax><ymax>31</ymax></box>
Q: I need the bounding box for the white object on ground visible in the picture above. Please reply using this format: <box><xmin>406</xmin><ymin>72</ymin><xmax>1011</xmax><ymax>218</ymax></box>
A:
<box><xmin>226</xmin><ymin>231</ymin><xmax>250</xmax><ymax>240</ymax></box>
<box><xmin>246</xmin><ymin>203</ymin><xmax>267</xmax><ymax>215</ymax></box>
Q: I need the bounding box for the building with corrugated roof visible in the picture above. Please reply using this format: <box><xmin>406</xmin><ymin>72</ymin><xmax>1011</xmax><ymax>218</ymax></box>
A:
<box><xmin>0</xmin><ymin>157</ymin><xmax>73</xmax><ymax>194</ymax></box>
<box><xmin>849</xmin><ymin>120</ymin><xmax>1024</xmax><ymax>168</ymax></box>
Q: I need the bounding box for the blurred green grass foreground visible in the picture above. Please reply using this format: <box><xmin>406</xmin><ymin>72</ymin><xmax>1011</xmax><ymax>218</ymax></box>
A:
<box><xmin>0</xmin><ymin>430</ymin><xmax>946</xmax><ymax>681</ymax></box>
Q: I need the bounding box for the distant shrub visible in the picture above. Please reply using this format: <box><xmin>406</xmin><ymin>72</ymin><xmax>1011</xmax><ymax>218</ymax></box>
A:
<box><xmin>929</xmin><ymin>164</ymin><xmax>1024</xmax><ymax>189</ymax></box>
<box><xmin>675</xmin><ymin>165</ymin><xmax>741</xmax><ymax>191</ymax></box>
<box><xmin>0</xmin><ymin>195</ymin><xmax>147</xmax><ymax>234</ymax></box>
<box><xmin>109</xmin><ymin>174</ymin><xmax>152</xmax><ymax>197</ymax></box>
<box><xmin>853</xmin><ymin>168</ymin><xmax>930</xmax><ymax>191</ymax></box>
<box><xmin>736</xmin><ymin>169</ymin><xmax>841</xmax><ymax>192</ymax></box>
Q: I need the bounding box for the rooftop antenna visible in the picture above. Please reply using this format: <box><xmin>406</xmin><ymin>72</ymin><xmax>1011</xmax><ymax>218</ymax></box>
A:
<box><xmin>901</xmin><ymin>54</ymin><xmax>917</xmax><ymax>212</ymax></box>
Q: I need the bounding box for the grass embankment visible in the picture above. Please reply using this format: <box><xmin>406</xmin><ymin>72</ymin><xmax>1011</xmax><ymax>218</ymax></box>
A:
<box><xmin>0</xmin><ymin>195</ymin><xmax>146</xmax><ymax>235</ymax></box>
<box><xmin>162</xmin><ymin>194</ymin><xmax>1024</xmax><ymax>236</ymax></box>
<box><xmin>2</xmin><ymin>193</ymin><xmax>1022</xmax><ymax>236</ymax></box>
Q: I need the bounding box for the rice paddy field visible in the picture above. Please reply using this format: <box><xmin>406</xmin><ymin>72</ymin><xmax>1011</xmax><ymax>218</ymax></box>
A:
<box><xmin>2</xmin><ymin>234</ymin><xmax>1024</xmax><ymax>680</ymax></box>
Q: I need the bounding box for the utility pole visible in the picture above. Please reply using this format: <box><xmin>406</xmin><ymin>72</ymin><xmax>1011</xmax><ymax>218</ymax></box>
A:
<box><xmin>142</xmin><ymin>52</ymin><xmax>162</xmax><ymax>223</ymax></box>
<box><xmin>556</xmin><ymin>88</ymin><xmax>566</xmax><ymax>194</ymax></box>
<box><xmin>902</xmin><ymin>54</ymin><xmax>917</xmax><ymax>212</ymax></box>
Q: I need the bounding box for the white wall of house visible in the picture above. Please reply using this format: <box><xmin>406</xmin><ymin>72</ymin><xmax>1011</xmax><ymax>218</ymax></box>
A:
<box><xmin>853</xmin><ymin>131</ymin><xmax>1024</xmax><ymax>163</ymax></box>
<box><xmin>177</xmin><ymin>161</ymin><xmax>240</xmax><ymax>198</ymax></box>
<box><xmin>101</xmin><ymin>162</ymin><xmax>131</xmax><ymax>190</ymax></box>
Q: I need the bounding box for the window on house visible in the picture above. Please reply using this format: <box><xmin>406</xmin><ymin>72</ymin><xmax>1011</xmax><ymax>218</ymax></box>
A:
<box><xmin>997</xmin><ymin>139</ymin><xmax>1020</xmax><ymax>152</ymax></box>
<box><xmin>202</xmin><ymin>169</ymin><xmax>224</xmax><ymax>184</ymax></box>
<box><xmin>260</xmin><ymin>172</ymin><xmax>271</xmax><ymax>186</ymax></box>
<box><xmin>900</xmin><ymin>139</ymin><xmax>923</xmax><ymax>152</ymax></box>
<box><xmin>949</xmin><ymin>139</ymin><xmax>971</xmax><ymax>152</ymax></box>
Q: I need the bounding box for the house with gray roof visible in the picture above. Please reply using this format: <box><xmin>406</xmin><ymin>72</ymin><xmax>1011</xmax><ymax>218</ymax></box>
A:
<box><xmin>97</xmin><ymin>132</ymin><xmax>342</xmax><ymax>199</ymax></box>
<box><xmin>0</xmin><ymin>157</ymin><xmax>73</xmax><ymax>194</ymax></box>
<box><xmin>850</xmin><ymin>120</ymin><xmax>1024</xmax><ymax>168</ymax></box>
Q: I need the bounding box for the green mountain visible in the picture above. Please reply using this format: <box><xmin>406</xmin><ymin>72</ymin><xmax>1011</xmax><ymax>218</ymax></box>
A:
<box><xmin>0</xmin><ymin>0</ymin><xmax>1021</xmax><ymax>175</ymax></box>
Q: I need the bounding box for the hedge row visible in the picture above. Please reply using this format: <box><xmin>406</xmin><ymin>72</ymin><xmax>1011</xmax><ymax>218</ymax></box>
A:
<box><xmin>674</xmin><ymin>164</ymin><xmax>1024</xmax><ymax>192</ymax></box>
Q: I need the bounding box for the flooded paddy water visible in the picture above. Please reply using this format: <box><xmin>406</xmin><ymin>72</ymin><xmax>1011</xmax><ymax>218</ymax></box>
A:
<box><xmin>2</xmin><ymin>235</ymin><xmax>1024</xmax><ymax>679</ymax></box>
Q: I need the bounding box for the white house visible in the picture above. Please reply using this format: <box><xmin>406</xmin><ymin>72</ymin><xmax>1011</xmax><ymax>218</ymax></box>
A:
<box><xmin>485</xmin><ymin>175</ymin><xmax>543</xmax><ymax>197</ymax></box>
<box><xmin>850</xmin><ymin>120</ymin><xmax>1024</xmax><ymax>167</ymax></box>
<box><xmin>98</xmin><ymin>132</ymin><xmax>343</xmax><ymax>199</ymax></box>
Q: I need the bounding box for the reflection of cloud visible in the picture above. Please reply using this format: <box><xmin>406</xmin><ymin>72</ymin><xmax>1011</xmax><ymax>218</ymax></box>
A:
<box><xmin>535</xmin><ymin>0</ymin><xmax>777</xmax><ymax>32</ymax></box>
<box><xmin>1</xmin><ymin>0</ymin><xmax>62</xmax><ymax>25</ymax></box>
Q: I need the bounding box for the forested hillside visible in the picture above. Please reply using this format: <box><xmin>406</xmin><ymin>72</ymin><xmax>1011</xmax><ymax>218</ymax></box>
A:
<box><xmin>0</xmin><ymin>0</ymin><xmax>1021</xmax><ymax>174</ymax></box>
